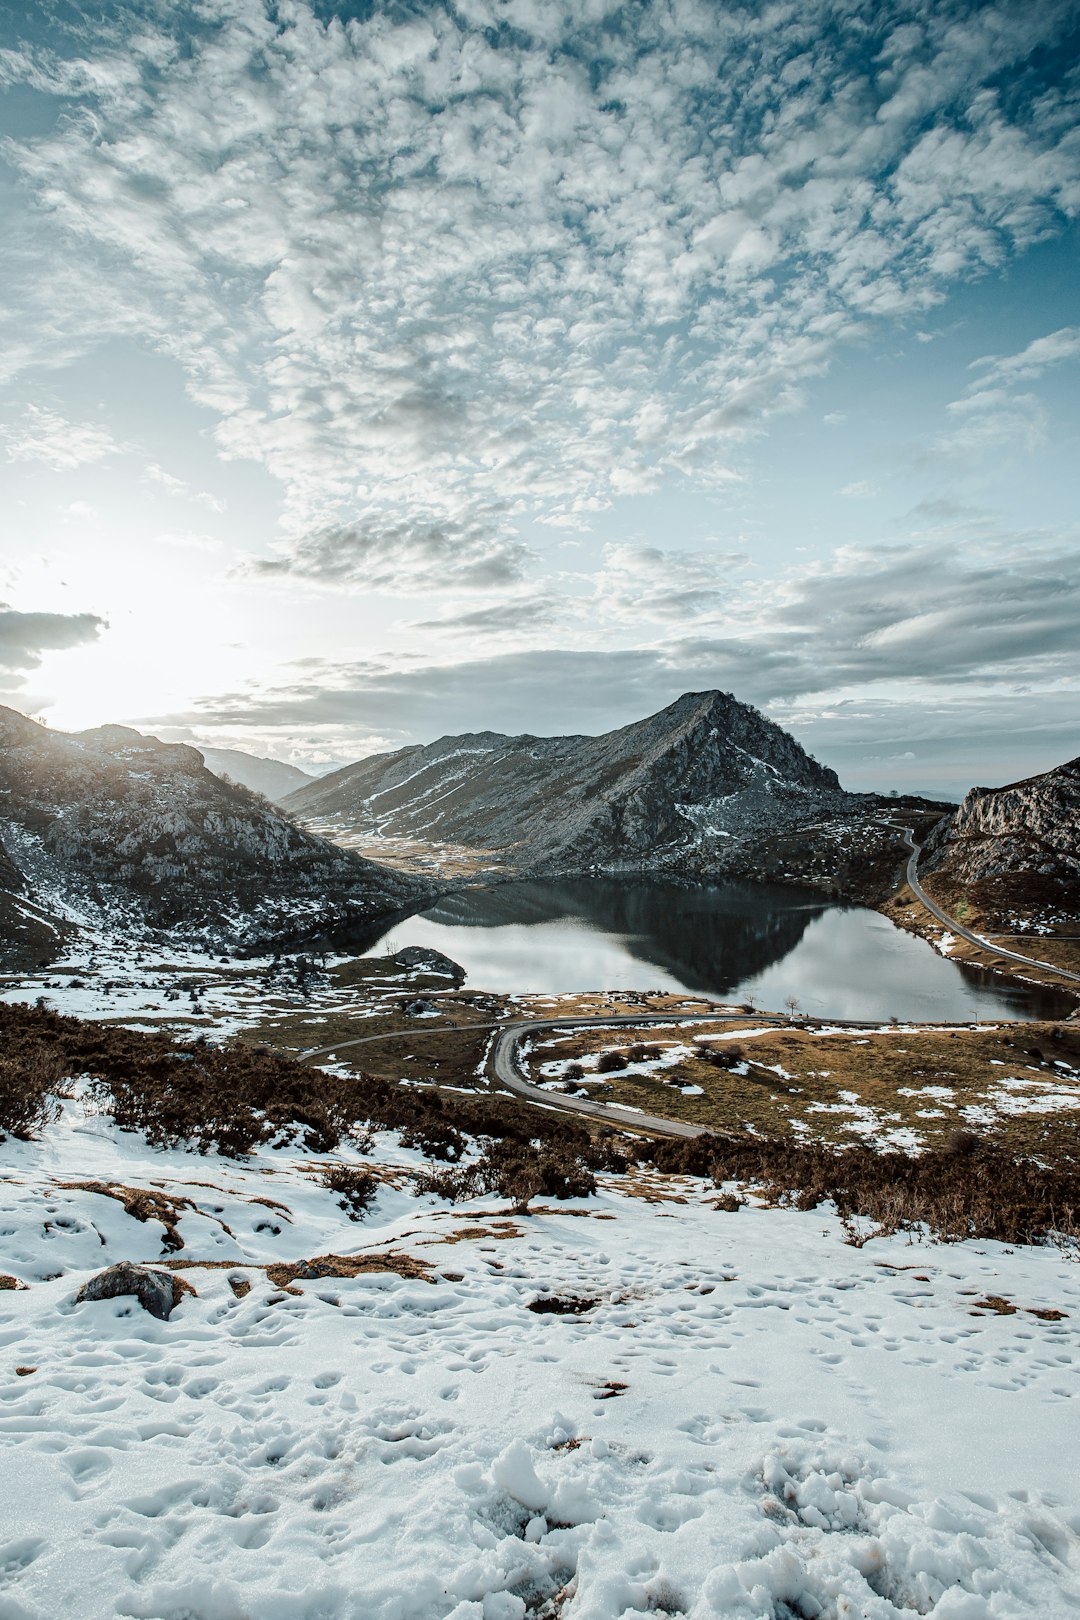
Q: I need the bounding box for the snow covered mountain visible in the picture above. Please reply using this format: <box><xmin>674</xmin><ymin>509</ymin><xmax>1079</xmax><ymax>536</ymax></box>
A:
<box><xmin>0</xmin><ymin>707</ymin><xmax>430</xmax><ymax>967</ymax></box>
<box><xmin>282</xmin><ymin>691</ymin><xmax>951</xmax><ymax>902</ymax></box>
<box><xmin>284</xmin><ymin>691</ymin><xmax>853</xmax><ymax>875</ymax></box>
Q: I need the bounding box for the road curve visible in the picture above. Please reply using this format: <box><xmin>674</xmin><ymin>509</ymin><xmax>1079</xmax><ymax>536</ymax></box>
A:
<box><xmin>302</xmin><ymin>1011</ymin><xmax>783</xmax><ymax>1139</ymax></box>
<box><xmin>489</xmin><ymin>1014</ymin><xmax>779</xmax><ymax>1138</ymax></box>
<box><xmin>900</xmin><ymin>829</ymin><xmax>1080</xmax><ymax>987</ymax></box>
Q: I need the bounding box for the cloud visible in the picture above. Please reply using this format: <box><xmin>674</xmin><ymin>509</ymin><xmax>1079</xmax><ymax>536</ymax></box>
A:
<box><xmin>2</xmin><ymin>406</ymin><xmax>124</xmax><ymax>470</ymax></box>
<box><xmin>839</xmin><ymin>481</ymin><xmax>879</xmax><ymax>499</ymax></box>
<box><xmin>0</xmin><ymin>605</ymin><xmax>105</xmax><ymax>691</ymax></box>
<box><xmin>934</xmin><ymin>324</ymin><xmax>1080</xmax><ymax>459</ymax></box>
<box><xmin>159</xmin><ymin>527</ymin><xmax>1080</xmax><ymax>767</ymax></box>
<box><xmin>145</xmin><ymin>463</ymin><xmax>226</xmax><ymax>513</ymax></box>
<box><xmin>251</xmin><ymin>514</ymin><xmax>532</xmax><ymax>592</ymax></box>
<box><xmin>1</xmin><ymin>0</ymin><xmax>1077</xmax><ymax>585</ymax></box>
<box><xmin>971</xmin><ymin>326</ymin><xmax>1080</xmax><ymax>387</ymax></box>
<box><xmin>594</xmin><ymin>544</ymin><xmax>751</xmax><ymax>623</ymax></box>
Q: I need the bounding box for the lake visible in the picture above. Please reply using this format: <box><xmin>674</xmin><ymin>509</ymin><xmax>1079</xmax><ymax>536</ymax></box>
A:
<box><xmin>367</xmin><ymin>876</ymin><xmax>1069</xmax><ymax>1023</ymax></box>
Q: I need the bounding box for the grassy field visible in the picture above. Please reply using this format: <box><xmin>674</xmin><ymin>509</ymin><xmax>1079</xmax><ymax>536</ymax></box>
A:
<box><xmin>521</xmin><ymin>1018</ymin><xmax>1080</xmax><ymax>1166</ymax></box>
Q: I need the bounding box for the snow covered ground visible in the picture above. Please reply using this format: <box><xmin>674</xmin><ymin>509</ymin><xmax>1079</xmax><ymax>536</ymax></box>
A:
<box><xmin>2</xmin><ymin>1092</ymin><xmax>1080</xmax><ymax>1619</ymax></box>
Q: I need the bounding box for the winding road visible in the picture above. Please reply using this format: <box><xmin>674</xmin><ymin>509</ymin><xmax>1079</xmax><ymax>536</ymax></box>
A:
<box><xmin>900</xmin><ymin>828</ymin><xmax>1080</xmax><ymax>986</ymax></box>
<box><xmin>302</xmin><ymin>1011</ymin><xmax>782</xmax><ymax>1138</ymax></box>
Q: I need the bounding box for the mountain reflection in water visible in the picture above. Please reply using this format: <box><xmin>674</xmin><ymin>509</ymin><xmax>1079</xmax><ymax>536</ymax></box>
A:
<box><xmin>368</xmin><ymin>876</ymin><xmax>1068</xmax><ymax>1023</ymax></box>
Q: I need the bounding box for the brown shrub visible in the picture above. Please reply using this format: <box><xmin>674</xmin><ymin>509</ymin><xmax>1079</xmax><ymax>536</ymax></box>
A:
<box><xmin>0</xmin><ymin>1048</ymin><xmax>67</xmax><ymax>1141</ymax></box>
<box><xmin>320</xmin><ymin>1165</ymin><xmax>378</xmax><ymax>1220</ymax></box>
<box><xmin>596</xmin><ymin>1050</ymin><xmax>628</xmax><ymax>1074</ymax></box>
<box><xmin>645</xmin><ymin>1131</ymin><xmax>1080</xmax><ymax>1248</ymax></box>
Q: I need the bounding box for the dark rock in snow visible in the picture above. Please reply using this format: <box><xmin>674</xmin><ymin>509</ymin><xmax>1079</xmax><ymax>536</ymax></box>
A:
<box><xmin>75</xmin><ymin>1262</ymin><xmax>180</xmax><ymax>1321</ymax></box>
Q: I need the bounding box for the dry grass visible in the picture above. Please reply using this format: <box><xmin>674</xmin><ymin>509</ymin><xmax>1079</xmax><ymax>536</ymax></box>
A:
<box><xmin>6</xmin><ymin>998</ymin><xmax>1080</xmax><ymax>1248</ymax></box>
<box><xmin>265</xmin><ymin>1251</ymin><xmax>435</xmax><ymax>1290</ymax></box>
<box><xmin>886</xmin><ymin>873</ymin><xmax>1080</xmax><ymax>982</ymax></box>
<box><xmin>527</xmin><ymin>1020</ymin><xmax>1080</xmax><ymax>1165</ymax></box>
<box><xmin>57</xmin><ymin>1181</ymin><xmax>193</xmax><ymax>1251</ymax></box>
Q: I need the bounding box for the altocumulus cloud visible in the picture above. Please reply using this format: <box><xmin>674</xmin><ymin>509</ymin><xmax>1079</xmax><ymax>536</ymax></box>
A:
<box><xmin>252</xmin><ymin>514</ymin><xmax>532</xmax><ymax>591</ymax></box>
<box><xmin>2</xmin><ymin>0</ymin><xmax>1079</xmax><ymax>591</ymax></box>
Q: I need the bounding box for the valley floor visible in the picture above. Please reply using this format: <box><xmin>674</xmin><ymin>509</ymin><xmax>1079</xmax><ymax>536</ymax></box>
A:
<box><xmin>3</xmin><ymin>1095</ymin><xmax>1080</xmax><ymax>1620</ymax></box>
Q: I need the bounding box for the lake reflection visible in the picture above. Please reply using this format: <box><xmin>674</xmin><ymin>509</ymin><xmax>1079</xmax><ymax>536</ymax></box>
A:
<box><xmin>368</xmin><ymin>877</ymin><xmax>1068</xmax><ymax>1023</ymax></box>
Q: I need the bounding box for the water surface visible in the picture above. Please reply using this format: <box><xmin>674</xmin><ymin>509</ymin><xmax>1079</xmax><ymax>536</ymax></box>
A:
<box><xmin>367</xmin><ymin>877</ymin><xmax>1068</xmax><ymax>1023</ymax></box>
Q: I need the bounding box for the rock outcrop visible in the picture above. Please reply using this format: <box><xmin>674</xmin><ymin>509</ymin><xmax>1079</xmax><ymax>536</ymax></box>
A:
<box><xmin>75</xmin><ymin>1262</ymin><xmax>182</xmax><ymax>1320</ymax></box>
<box><xmin>0</xmin><ymin>707</ymin><xmax>431</xmax><ymax>967</ymax></box>
<box><xmin>923</xmin><ymin>759</ymin><xmax>1080</xmax><ymax>886</ymax></box>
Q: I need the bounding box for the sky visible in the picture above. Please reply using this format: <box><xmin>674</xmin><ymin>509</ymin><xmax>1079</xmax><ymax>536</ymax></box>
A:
<box><xmin>1</xmin><ymin>0</ymin><xmax>1078</xmax><ymax>798</ymax></box>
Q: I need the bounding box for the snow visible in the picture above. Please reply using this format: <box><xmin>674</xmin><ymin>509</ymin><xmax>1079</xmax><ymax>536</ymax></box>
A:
<box><xmin>2</xmin><ymin>1098</ymin><xmax>1080</xmax><ymax>1618</ymax></box>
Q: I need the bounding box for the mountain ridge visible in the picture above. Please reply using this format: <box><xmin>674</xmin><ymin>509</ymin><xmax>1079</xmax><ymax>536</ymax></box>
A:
<box><xmin>282</xmin><ymin>689</ymin><xmax>939</xmax><ymax>899</ymax></box>
<box><xmin>194</xmin><ymin>745</ymin><xmax>315</xmax><ymax>805</ymax></box>
<box><xmin>924</xmin><ymin>757</ymin><xmax>1080</xmax><ymax>880</ymax></box>
<box><xmin>0</xmin><ymin>707</ymin><xmax>431</xmax><ymax>968</ymax></box>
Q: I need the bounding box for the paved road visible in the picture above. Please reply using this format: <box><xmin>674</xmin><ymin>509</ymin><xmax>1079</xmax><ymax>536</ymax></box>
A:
<box><xmin>900</xmin><ymin>828</ymin><xmax>1080</xmax><ymax>986</ymax></box>
<box><xmin>300</xmin><ymin>1000</ymin><xmax>1001</xmax><ymax>1141</ymax></box>
<box><xmin>488</xmin><ymin>1014</ymin><xmax>779</xmax><ymax>1138</ymax></box>
<box><xmin>302</xmin><ymin>1010</ymin><xmax>788</xmax><ymax>1139</ymax></box>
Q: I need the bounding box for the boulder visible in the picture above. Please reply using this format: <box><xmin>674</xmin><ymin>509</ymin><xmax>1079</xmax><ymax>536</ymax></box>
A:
<box><xmin>393</xmin><ymin>945</ymin><xmax>466</xmax><ymax>982</ymax></box>
<box><xmin>75</xmin><ymin>1262</ymin><xmax>180</xmax><ymax>1320</ymax></box>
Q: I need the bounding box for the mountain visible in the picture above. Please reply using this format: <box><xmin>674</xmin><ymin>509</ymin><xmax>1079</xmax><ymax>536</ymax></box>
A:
<box><xmin>921</xmin><ymin>757</ymin><xmax>1080</xmax><ymax>921</ymax></box>
<box><xmin>195</xmin><ymin>745</ymin><xmax>315</xmax><ymax>804</ymax></box>
<box><xmin>283</xmin><ymin>689</ymin><xmax>928</xmax><ymax>898</ymax></box>
<box><xmin>0</xmin><ymin>708</ymin><xmax>430</xmax><ymax>968</ymax></box>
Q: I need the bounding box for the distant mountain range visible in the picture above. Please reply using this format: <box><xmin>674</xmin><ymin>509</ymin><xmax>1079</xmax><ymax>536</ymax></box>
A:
<box><xmin>6</xmin><ymin>693</ymin><xmax>1069</xmax><ymax>977</ymax></box>
<box><xmin>284</xmin><ymin>690</ymin><xmax>947</xmax><ymax>899</ymax></box>
<box><xmin>195</xmin><ymin>745</ymin><xmax>315</xmax><ymax>805</ymax></box>
<box><xmin>0</xmin><ymin>708</ymin><xmax>430</xmax><ymax>968</ymax></box>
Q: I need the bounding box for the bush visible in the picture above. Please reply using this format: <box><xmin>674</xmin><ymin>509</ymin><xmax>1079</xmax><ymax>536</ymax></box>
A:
<box><xmin>0</xmin><ymin>1050</ymin><xmax>66</xmax><ymax>1141</ymax></box>
<box><xmin>321</xmin><ymin>1164</ymin><xmax>378</xmax><ymax>1220</ymax></box>
<box><xmin>420</xmin><ymin>1142</ymin><xmax>598</xmax><ymax>1211</ymax></box>
<box><xmin>400</xmin><ymin>1121</ymin><xmax>466</xmax><ymax>1161</ymax></box>
<box><xmin>701</xmin><ymin>1043</ymin><xmax>743</xmax><ymax>1070</ymax></box>
<box><xmin>564</xmin><ymin>1062</ymin><xmax>585</xmax><ymax>1081</ymax></box>
<box><xmin>596</xmin><ymin>1050</ymin><xmax>628</xmax><ymax>1074</ymax></box>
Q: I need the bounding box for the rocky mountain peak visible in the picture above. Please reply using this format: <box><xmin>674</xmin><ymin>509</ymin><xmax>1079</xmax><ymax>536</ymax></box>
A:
<box><xmin>924</xmin><ymin>756</ymin><xmax>1080</xmax><ymax>884</ymax></box>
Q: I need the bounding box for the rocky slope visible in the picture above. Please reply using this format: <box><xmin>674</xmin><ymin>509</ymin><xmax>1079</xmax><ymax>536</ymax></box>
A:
<box><xmin>920</xmin><ymin>757</ymin><xmax>1080</xmax><ymax>928</ymax></box>
<box><xmin>285</xmin><ymin>690</ymin><xmax>936</xmax><ymax>897</ymax></box>
<box><xmin>0</xmin><ymin>708</ymin><xmax>430</xmax><ymax>968</ymax></box>
<box><xmin>924</xmin><ymin>759</ymin><xmax>1080</xmax><ymax>885</ymax></box>
<box><xmin>195</xmin><ymin>745</ymin><xmax>314</xmax><ymax>804</ymax></box>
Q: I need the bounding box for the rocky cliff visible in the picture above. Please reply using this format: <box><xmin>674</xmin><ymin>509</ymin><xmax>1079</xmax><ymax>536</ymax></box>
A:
<box><xmin>0</xmin><ymin>708</ymin><xmax>430</xmax><ymax>967</ymax></box>
<box><xmin>284</xmin><ymin>690</ymin><xmax>875</xmax><ymax>882</ymax></box>
<box><xmin>922</xmin><ymin>759</ymin><xmax>1080</xmax><ymax>914</ymax></box>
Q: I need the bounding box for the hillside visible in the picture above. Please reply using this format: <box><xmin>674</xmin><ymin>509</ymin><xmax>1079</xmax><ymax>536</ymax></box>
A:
<box><xmin>195</xmin><ymin>745</ymin><xmax>315</xmax><ymax>804</ymax></box>
<box><xmin>918</xmin><ymin>756</ymin><xmax>1080</xmax><ymax>945</ymax></box>
<box><xmin>284</xmin><ymin>690</ymin><xmax>941</xmax><ymax>900</ymax></box>
<box><xmin>2</xmin><ymin>1001</ymin><xmax>1079</xmax><ymax>1619</ymax></box>
<box><xmin>0</xmin><ymin>707</ymin><xmax>430</xmax><ymax>967</ymax></box>
<box><xmin>923</xmin><ymin>758</ymin><xmax>1080</xmax><ymax>887</ymax></box>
